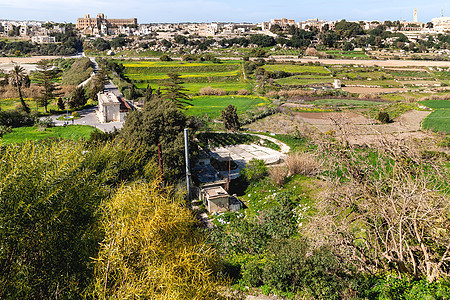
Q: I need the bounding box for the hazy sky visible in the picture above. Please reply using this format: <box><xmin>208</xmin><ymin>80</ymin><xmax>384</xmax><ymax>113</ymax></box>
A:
<box><xmin>0</xmin><ymin>0</ymin><xmax>449</xmax><ymax>23</ymax></box>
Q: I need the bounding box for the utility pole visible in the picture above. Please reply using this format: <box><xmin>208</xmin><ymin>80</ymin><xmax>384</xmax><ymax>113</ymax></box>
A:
<box><xmin>184</xmin><ymin>128</ymin><xmax>191</xmax><ymax>201</ymax></box>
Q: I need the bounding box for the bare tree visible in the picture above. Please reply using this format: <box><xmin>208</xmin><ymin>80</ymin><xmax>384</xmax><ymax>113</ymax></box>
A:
<box><xmin>306</xmin><ymin>137</ymin><xmax>450</xmax><ymax>282</ymax></box>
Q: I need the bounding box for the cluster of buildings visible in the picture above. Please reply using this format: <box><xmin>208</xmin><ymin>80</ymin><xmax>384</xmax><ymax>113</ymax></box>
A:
<box><xmin>0</xmin><ymin>20</ymin><xmax>64</xmax><ymax>43</ymax></box>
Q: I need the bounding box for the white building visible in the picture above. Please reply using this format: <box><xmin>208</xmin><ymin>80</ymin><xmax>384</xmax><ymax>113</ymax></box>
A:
<box><xmin>97</xmin><ymin>92</ymin><xmax>121</xmax><ymax>123</ymax></box>
<box><xmin>31</xmin><ymin>35</ymin><xmax>56</xmax><ymax>44</ymax></box>
<box><xmin>432</xmin><ymin>17</ymin><xmax>450</xmax><ymax>32</ymax></box>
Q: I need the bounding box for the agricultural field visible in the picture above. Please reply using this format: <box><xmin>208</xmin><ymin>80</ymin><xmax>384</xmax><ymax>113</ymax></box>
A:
<box><xmin>419</xmin><ymin>100</ymin><xmax>450</xmax><ymax>133</ymax></box>
<box><xmin>325</xmin><ymin>50</ymin><xmax>369</xmax><ymax>59</ymax></box>
<box><xmin>275</xmin><ymin>76</ymin><xmax>334</xmax><ymax>86</ymax></box>
<box><xmin>263</xmin><ymin>64</ymin><xmax>330</xmax><ymax>74</ymax></box>
<box><xmin>185</xmin><ymin>95</ymin><xmax>270</xmax><ymax>118</ymax></box>
<box><xmin>120</xmin><ymin>59</ymin><xmax>247</xmax><ymax>93</ymax></box>
<box><xmin>311</xmin><ymin>98</ymin><xmax>386</xmax><ymax>107</ymax></box>
<box><xmin>1</xmin><ymin>125</ymin><xmax>96</xmax><ymax>143</ymax></box>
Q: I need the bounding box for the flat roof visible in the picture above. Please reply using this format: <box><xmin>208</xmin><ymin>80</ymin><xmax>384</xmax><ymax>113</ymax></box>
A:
<box><xmin>98</xmin><ymin>92</ymin><xmax>120</xmax><ymax>105</ymax></box>
<box><xmin>203</xmin><ymin>186</ymin><xmax>228</xmax><ymax>199</ymax></box>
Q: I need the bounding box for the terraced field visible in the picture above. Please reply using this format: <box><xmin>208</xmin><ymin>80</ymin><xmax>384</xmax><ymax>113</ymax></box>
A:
<box><xmin>121</xmin><ymin>60</ymin><xmax>247</xmax><ymax>93</ymax></box>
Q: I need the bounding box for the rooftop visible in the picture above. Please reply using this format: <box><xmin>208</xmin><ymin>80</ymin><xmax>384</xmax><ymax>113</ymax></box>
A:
<box><xmin>98</xmin><ymin>92</ymin><xmax>120</xmax><ymax>105</ymax></box>
<box><xmin>203</xmin><ymin>186</ymin><xmax>228</xmax><ymax>199</ymax></box>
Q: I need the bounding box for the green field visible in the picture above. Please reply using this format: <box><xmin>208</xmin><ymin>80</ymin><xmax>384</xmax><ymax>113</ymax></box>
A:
<box><xmin>325</xmin><ymin>50</ymin><xmax>369</xmax><ymax>59</ymax></box>
<box><xmin>419</xmin><ymin>100</ymin><xmax>450</xmax><ymax>133</ymax></box>
<box><xmin>422</xmin><ymin>110</ymin><xmax>450</xmax><ymax>133</ymax></box>
<box><xmin>263</xmin><ymin>64</ymin><xmax>330</xmax><ymax>74</ymax></box>
<box><xmin>185</xmin><ymin>95</ymin><xmax>270</xmax><ymax>118</ymax></box>
<box><xmin>126</xmin><ymin>70</ymin><xmax>239</xmax><ymax>81</ymax></box>
<box><xmin>1</xmin><ymin>125</ymin><xmax>96</xmax><ymax>143</ymax></box>
<box><xmin>275</xmin><ymin>76</ymin><xmax>334</xmax><ymax>86</ymax></box>
<box><xmin>312</xmin><ymin>99</ymin><xmax>385</xmax><ymax>107</ymax></box>
<box><xmin>121</xmin><ymin>59</ymin><xmax>246</xmax><ymax>94</ymax></box>
<box><xmin>419</xmin><ymin>100</ymin><xmax>450</xmax><ymax>109</ymax></box>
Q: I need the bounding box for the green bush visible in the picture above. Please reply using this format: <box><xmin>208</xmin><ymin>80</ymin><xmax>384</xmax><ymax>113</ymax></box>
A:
<box><xmin>378</xmin><ymin>111</ymin><xmax>392</xmax><ymax>124</ymax></box>
<box><xmin>0</xmin><ymin>110</ymin><xmax>36</xmax><ymax>127</ymax></box>
<box><xmin>159</xmin><ymin>54</ymin><xmax>172</xmax><ymax>61</ymax></box>
<box><xmin>241</xmin><ymin>158</ymin><xmax>267</xmax><ymax>182</ymax></box>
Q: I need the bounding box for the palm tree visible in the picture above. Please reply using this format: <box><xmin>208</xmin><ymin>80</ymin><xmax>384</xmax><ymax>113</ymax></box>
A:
<box><xmin>9</xmin><ymin>65</ymin><xmax>30</xmax><ymax>113</ymax></box>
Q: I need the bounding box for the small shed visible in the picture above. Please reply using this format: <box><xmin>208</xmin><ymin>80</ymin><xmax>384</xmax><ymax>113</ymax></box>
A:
<box><xmin>201</xmin><ymin>186</ymin><xmax>229</xmax><ymax>213</ymax></box>
<box><xmin>97</xmin><ymin>92</ymin><xmax>121</xmax><ymax>123</ymax></box>
<box><xmin>200</xmin><ymin>183</ymin><xmax>243</xmax><ymax>214</ymax></box>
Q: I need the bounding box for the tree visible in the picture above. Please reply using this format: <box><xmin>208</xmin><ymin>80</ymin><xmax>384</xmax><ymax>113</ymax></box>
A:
<box><xmin>334</xmin><ymin>20</ymin><xmax>364</xmax><ymax>39</ymax></box>
<box><xmin>89</xmin><ymin>69</ymin><xmax>108</xmax><ymax>101</ymax></box>
<box><xmin>270</xmin><ymin>24</ymin><xmax>282</xmax><ymax>34</ymax></box>
<box><xmin>221</xmin><ymin>104</ymin><xmax>240</xmax><ymax>131</ymax></box>
<box><xmin>159</xmin><ymin>54</ymin><xmax>172</xmax><ymax>61</ymax></box>
<box><xmin>0</xmin><ymin>141</ymin><xmax>148</xmax><ymax>299</ymax></box>
<box><xmin>162</xmin><ymin>72</ymin><xmax>191</xmax><ymax>109</ymax></box>
<box><xmin>144</xmin><ymin>84</ymin><xmax>153</xmax><ymax>102</ymax></box>
<box><xmin>35</xmin><ymin>59</ymin><xmax>61</xmax><ymax>113</ymax></box>
<box><xmin>69</xmin><ymin>86</ymin><xmax>88</xmax><ymax>109</ymax></box>
<box><xmin>56</xmin><ymin>97</ymin><xmax>65</xmax><ymax>110</ymax></box>
<box><xmin>377</xmin><ymin>111</ymin><xmax>391</xmax><ymax>124</ymax></box>
<box><xmin>8</xmin><ymin>65</ymin><xmax>30</xmax><ymax>113</ymax></box>
<box><xmin>119</xmin><ymin>98</ymin><xmax>199</xmax><ymax>181</ymax></box>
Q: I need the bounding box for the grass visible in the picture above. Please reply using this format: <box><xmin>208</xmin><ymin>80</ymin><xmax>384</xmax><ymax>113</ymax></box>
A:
<box><xmin>420</xmin><ymin>100</ymin><xmax>450</xmax><ymax>133</ymax></box>
<box><xmin>0</xmin><ymin>98</ymin><xmax>60</xmax><ymax>114</ymax></box>
<box><xmin>197</xmin><ymin>132</ymin><xmax>258</xmax><ymax>148</ymax></box>
<box><xmin>419</xmin><ymin>100</ymin><xmax>450</xmax><ymax>109</ymax></box>
<box><xmin>275</xmin><ymin>76</ymin><xmax>334</xmax><ymax>86</ymax></box>
<box><xmin>364</xmin><ymin>102</ymin><xmax>417</xmax><ymax>120</ymax></box>
<box><xmin>185</xmin><ymin>95</ymin><xmax>270</xmax><ymax>119</ymax></box>
<box><xmin>422</xmin><ymin>110</ymin><xmax>450</xmax><ymax>133</ymax></box>
<box><xmin>1</xmin><ymin>125</ymin><xmax>96</xmax><ymax>143</ymax></box>
<box><xmin>312</xmin><ymin>99</ymin><xmax>385</xmax><ymax>107</ymax></box>
<box><xmin>240</xmin><ymin>175</ymin><xmax>314</xmax><ymax>219</ymax></box>
<box><xmin>325</xmin><ymin>50</ymin><xmax>369</xmax><ymax>59</ymax></box>
<box><xmin>125</xmin><ymin>70</ymin><xmax>239</xmax><ymax>81</ymax></box>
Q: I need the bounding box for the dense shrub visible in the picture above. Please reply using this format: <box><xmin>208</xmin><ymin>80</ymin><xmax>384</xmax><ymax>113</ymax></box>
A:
<box><xmin>241</xmin><ymin>158</ymin><xmax>267</xmax><ymax>182</ymax></box>
<box><xmin>377</xmin><ymin>111</ymin><xmax>392</xmax><ymax>123</ymax></box>
<box><xmin>0</xmin><ymin>109</ymin><xmax>36</xmax><ymax>127</ymax></box>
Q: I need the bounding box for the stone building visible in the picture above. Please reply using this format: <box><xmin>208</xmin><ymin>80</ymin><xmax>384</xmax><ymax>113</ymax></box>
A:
<box><xmin>76</xmin><ymin>13</ymin><xmax>137</xmax><ymax>35</ymax></box>
<box><xmin>97</xmin><ymin>92</ymin><xmax>121</xmax><ymax>123</ymax></box>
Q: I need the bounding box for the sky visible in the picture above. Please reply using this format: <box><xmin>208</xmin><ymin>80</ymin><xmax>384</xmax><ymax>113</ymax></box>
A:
<box><xmin>0</xmin><ymin>0</ymin><xmax>449</xmax><ymax>24</ymax></box>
